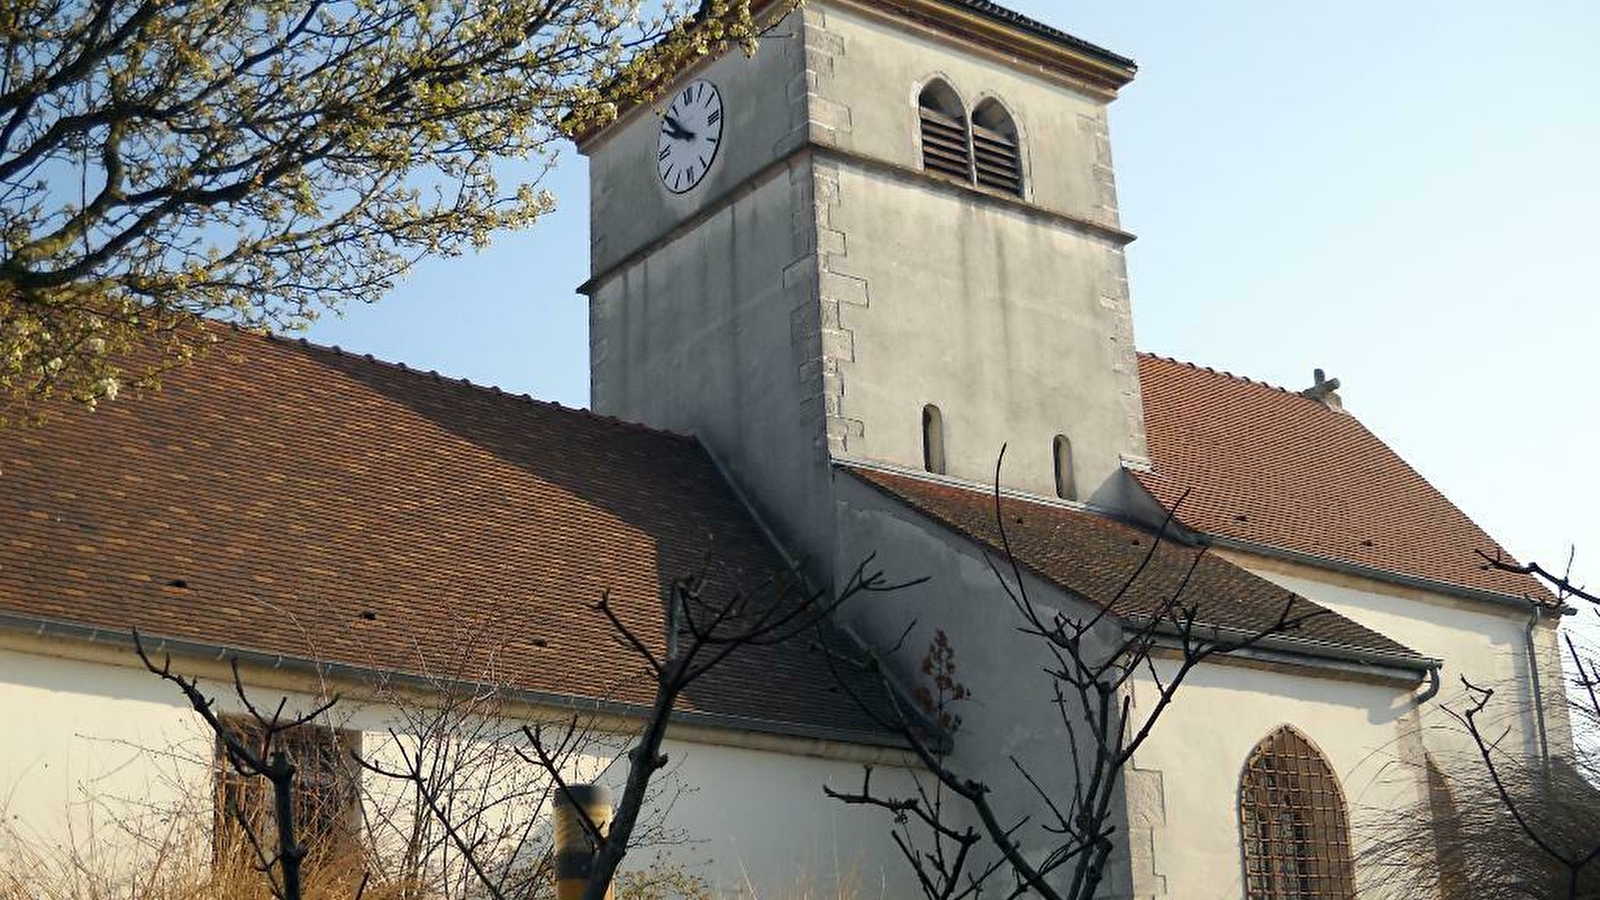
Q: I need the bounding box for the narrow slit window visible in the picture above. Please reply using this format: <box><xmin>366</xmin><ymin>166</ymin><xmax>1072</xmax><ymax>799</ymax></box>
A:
<box><xmin>1239</xmin><ymin>727</ymin><xmax>1356</xmax><ymax>900</ymax></box>
<box><xmin>922</xmin><ymin>405</ymin><xmax>946</xmax><ymax>475</ymax></box>
<box><xmin>918</xmin><ymin>82</ymin><xmax>971</xmax><ymax>182</ymax></box>
<box><xmin>1053</xmin><ymin>435</ymin><xmax>1075</xmax><ymax>500</ymax></box>
<box><xmin>971</xmin><ymin>100</ymin><xmax>1023</xmax><ymax>196</ymax></box>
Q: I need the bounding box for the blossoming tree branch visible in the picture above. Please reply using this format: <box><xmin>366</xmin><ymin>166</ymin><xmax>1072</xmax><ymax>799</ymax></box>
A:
<box><xmin>0</xmin><ymin>0</ymin><xmax>776</xmax><ymax>421</ymax></box>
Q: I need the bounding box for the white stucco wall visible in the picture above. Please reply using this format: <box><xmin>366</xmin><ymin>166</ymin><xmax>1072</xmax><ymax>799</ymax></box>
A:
<box><xmin>0</xmin><ymin>646</ymin><xmax>212</xmax><ymax>864</ymax></box>
<box><xmin>829</xmin><ymin>474</ymin><xmax>1479</xmax><ymax>899</ymax></box>
<box><xmin>1220</xmin><ymin>551</ymin><xmax>1567</xmax><ymax>766</ymax></box>
<box><xmin>0</xmin><ymin>642</ymin><xmax>919</xmax><ymax>898</ymax></box>
<box><xmin>1126</xmin><ymin>659</ymin><xmax>1422</xmax><ymax>900</ymax></box>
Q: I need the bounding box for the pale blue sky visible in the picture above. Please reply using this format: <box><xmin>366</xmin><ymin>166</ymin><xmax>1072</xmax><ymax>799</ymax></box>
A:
<box><xmin>308</xmin><ymin>2</ymin><xmax>1599</xmax><ymax>593</ymax></box>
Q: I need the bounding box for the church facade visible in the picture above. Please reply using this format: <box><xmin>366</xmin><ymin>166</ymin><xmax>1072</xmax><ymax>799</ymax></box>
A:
<box><xmin>0</xmin><ymin>2</ymin><xmax>1569</xmax><ymax>898</ymax></box>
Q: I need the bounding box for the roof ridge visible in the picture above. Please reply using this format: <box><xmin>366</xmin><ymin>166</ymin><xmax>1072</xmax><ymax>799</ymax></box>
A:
<box><xmin>1137</xmin><ymin>351</ymin><xmax>1324</xmax><ymax>403</ymax></box>
<box><xmin>940</xmin><ymin>1</ymin><xmax>1137</xmax><ymax>70</ymax></box>
<box><xmin>247</xmin><ymin>328</ymin><xmax>700</xmax><ymax>446</ymax></box>
<box><xmin>1137</xmin><ymin>351</ymin><xmax>1551</xmax><ymax>601</ymax></box>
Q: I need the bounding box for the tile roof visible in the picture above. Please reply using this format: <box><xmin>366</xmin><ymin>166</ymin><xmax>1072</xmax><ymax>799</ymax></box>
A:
<box><xmin>936</xmin><ymin>1</ymin><xmax>1137</xmax><ymax>70</ymax></box>
<box><xmin>0</xmin><ymin>331</ymin><xmax>894</xmax><ymax>744</ymax></box>
<box><xmin>1136</xmin><ymin>354</ymin><xmax>1549</xmax><ymax>602</ymax></box>
<box><xmin>847</xmin><ymin>466</ymin><xmax>1427</xmax><ymax>666</ymax></box>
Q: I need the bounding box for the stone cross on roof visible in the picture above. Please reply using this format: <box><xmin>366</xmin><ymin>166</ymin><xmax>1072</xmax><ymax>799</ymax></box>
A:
<box><xmin>1300</xmin><ymin>368</ymin><xmax>1344</xmax><ymax>411</ymax></box>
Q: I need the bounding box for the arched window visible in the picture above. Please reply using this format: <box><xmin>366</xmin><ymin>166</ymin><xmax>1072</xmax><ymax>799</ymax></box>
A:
<box><xmin>1239</xmin><ymin>727</ymin><xmax>1356</xmax><ymax>900</ymax></box>
<box><xmin>1053</xmin><ymin>435</ymin><xmax>1075</xmax><ymax>500</ymax></box>
<box><xmin>971</xmin><ymin>100</ymin><xmax>1023</xmax><ymax>195</ymax></box>
<box><xmin>918</xmin><ymin>81</ymin><xmax>971</xmax><ymax>182</ymax></box>
<box><xmin>922</xmin><ymin>404</ymin><xmax>946</xmax><ymax>475</ymax></box>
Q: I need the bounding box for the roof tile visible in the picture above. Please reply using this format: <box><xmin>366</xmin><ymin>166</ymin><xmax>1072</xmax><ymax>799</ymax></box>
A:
<box><xmin>0</xmin><ymin>331</ymin><xmax>893</xmax><ymax>742</ymax></box>
<box><xmin>848</xmin><ymin>467</ymin><xmax>1425</xmax><ymax>664</ymax></box>
<box><xmin>1136</xmin><ymin>355</ymin><xmax>1548</xmax><ymax>601</ymax></box>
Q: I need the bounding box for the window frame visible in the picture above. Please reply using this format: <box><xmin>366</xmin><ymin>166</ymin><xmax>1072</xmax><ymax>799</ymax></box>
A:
<box><xmin>913</xmin><ymin>80</ymin><xmax>1027</xmax><ymax>200</ymax></box>
<box><xmin>970</xmin><ymin>97</ymin><xmax>1025</xmax><ymax>197</ymax></box>
<box><xmin>1238</xmin><ymin>726</ymin><xmax>1357</xmax><ymax>900</ymax></box>
<box><xmin>922</xmin><ymin>404</ymin><xmax>947</xmax><ymax>475</ymax></box>
<box><xmin>213</xmin><ymin>717</ymin><xmax>363</xmax><ymax>865</ymax></box>
<box><xmin>1052</xmin><ymin>434</ymin><xmax>1075</xmax><ymax>501</ymax></box>
<box><xmin>916</xmin><ymin>79</ymin><xmax>973</xmax><ymax>184</ymax></box>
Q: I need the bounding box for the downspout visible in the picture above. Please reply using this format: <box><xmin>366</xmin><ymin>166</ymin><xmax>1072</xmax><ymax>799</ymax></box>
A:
<box><xmin>1526</xmin><ymin>604</ymin><xmax>1551</xmax><ymax>772</ymax></box>
<box><xmin>1415</xmin><ymin>664</ymin><xmax>1442</xmax><ymax>706</ymax></box>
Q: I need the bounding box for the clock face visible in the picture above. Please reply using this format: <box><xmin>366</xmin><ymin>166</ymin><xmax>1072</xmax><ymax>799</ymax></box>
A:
<box><xmin>657</xmin><ymin>80</ymin><xmax>724</xmax><ymax>194</ymax></box>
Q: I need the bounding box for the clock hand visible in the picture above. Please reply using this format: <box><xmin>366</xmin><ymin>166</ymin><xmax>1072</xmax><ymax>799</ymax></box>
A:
<box><xmin>663</xmin><ymin>115</ymin><xmax>696</xmax><ymax>141</ymax></box>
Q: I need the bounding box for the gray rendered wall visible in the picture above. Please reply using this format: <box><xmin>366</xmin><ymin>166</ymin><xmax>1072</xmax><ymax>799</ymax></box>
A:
<box><xmin>585</xmin><ymin>8</ymin><xmax>813</xmax><ymax>275</ymax></box>
<box><xmin>587</xmin><ymin>2</ymin><xmax>1153</xmax><ymax>585</ymax></box>
<box><xmin>831</xmin><ymin>473</ymin><xmax>1139</xmax><ymax>898</ymax></box>
<box><xmin>586</xmin><ymin>8</ymin><xmax>843</xmax><ymax>577</ymax></box>
<box><xmin>588</xmin><ymin>161</ymin><xmax>840</xmax><ymax>578</ymax></box>
<box><xmin>802</xmin><ymin>4</ymin><xmax>1149</xmax><ymax>505</ymax></box>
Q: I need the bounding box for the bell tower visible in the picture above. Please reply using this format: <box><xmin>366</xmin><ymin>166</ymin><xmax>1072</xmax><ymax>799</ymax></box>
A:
<box><xmin>579</xmin><ymin>0</ymin><xmax>1147</xmax><ymax>578</ymax></box>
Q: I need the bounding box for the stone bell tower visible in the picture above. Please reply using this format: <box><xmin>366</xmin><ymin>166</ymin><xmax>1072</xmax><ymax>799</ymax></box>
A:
<box><xmin>577</xmin><ymin>0</ymin><xmax>1147</xmax><ymax>579</ymax></box>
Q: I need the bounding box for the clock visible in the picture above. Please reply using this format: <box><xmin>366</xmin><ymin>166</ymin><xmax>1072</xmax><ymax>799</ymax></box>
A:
<box><xmin>657</xmin><ymin>80</ymin><xmax>724</xmax><ymax>194</ymax></box>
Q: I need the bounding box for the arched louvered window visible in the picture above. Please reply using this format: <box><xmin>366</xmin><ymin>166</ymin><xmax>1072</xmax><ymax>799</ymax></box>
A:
<box><xmin>1053</xmin><ymin>435</ymin><xmax>1075</xmax><ymax>501</ymax></box>
<box><xmin>918</xmin><ymin>82</ymin><xmax>971</xmax><ymax>182</ymax></box>
<box><xmin>922</xmin><ymin>404</ymin><xmax>946</xmax><ymax>475</ymax></box>
<box><xmin>971</xmin><ymin>100</ymin><xmax>1023</xmax><ymax>196</ymax></box>
<box><xmin>1239</xmin><ymin>727</ymin><xmax>1356</xmax><ymax>900</ymax></box>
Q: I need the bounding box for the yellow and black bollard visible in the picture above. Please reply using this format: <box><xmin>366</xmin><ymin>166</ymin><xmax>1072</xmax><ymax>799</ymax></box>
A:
<box><xmin>554</xmin><ymin>784</ymin><xmax>615</xmax><ymax>900</ymax></box>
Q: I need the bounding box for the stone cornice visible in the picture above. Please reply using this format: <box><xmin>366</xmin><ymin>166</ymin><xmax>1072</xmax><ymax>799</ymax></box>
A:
<box><xmin>579</xmin><ymin>142</ymin><xmax>1135</xmax><ymax>297</ymax></box>
<box><xmin>573</xmin><ymin>0</ymin><xmax>1136</xmax><ymax>150</ymax></box>
<box><xmin>835</xmin><ymin>0</ymin><xmax>1135</xmax><ymax>96</ymax></box>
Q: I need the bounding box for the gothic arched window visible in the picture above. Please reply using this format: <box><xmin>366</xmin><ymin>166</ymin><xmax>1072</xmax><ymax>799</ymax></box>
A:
<box><xmin>917</xmin><ymin>81</ymin><xmax>971</xmax><ymax>182</ymax></box>
<box><xmin>971</xmin><ymin>99</ymin><xmax>1023</xmax><ymax>196</ymax></box>
<box><xmin>922</xmin><ymin>404</ymin><xmax>947</xmax><ymax>475</ymax></box>
<box><xmin>1239</xmin><ymin>727</ymin><xmax>1356</xmax><ymax>900</ymax></box>
<box><xmin>1053</xmin><ymin>434</ymin><xmax>1075</xmax><ymax>500</ymax></box>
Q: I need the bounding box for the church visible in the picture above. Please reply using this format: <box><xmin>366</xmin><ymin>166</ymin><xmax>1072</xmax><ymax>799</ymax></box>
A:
<box><xmin>0</xmin><ymin>1</ymin><xmax>1568</xmax><ymax>898</ymax></box>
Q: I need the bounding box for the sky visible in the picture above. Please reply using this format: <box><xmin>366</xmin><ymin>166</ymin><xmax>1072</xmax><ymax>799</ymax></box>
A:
<box><xmin>307</xmin><ymin>2</ymin><xmax>1600</xmax><ymax>602</ymax></box>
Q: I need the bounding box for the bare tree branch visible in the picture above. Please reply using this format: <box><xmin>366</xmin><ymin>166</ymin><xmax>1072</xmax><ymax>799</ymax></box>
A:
<box><xmin>133</xmin><ymin>629</ymin><xmax>348</xmax><ymax>900</ymax></box>
<box><xmin>824</xmin><ymin>446</ymin><xmax>1316</xmax><ymax>900</ymax></box>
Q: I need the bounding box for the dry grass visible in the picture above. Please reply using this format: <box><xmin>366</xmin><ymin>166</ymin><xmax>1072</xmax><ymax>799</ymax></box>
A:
<box><xmin>0</xmin><ymin>829</ymin><xmax>388</xmax><ymax>900</ymax></box>
<box><xmin>0</xmin><ymin>823</ymin><xmax>744</xmax><ymax>900</ymax></box>
<box><xmin>0</xmin><ymin>830</ymin><xmax>877</xmax><ymax>900</ymax></box>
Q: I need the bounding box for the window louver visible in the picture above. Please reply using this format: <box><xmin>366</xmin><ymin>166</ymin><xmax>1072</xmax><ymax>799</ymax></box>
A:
<box><xmin>919</xmin><ymin>105</ymin><xmax>971</xmax><ymax>182</ymax></box>
<box><xmin>972</xmin><ymin>122</ymin><xmax>1022</xmax><ymax>195</ymax></box>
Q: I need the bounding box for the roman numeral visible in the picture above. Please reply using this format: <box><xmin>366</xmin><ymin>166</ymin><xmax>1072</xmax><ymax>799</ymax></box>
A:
<box><xmin>682</xmin><ymin>88</ymin><xmax>693</xmax><ymax>106</ymax></box>
<box><xmin>707</xmin><ymin>109</ymin><xmax>721</xmax><ymax>126</ymax></box>
<box><xmin>659</xmin><ymin>146</ymin><xmax>671</xmax><ymax>160</ymax></box>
